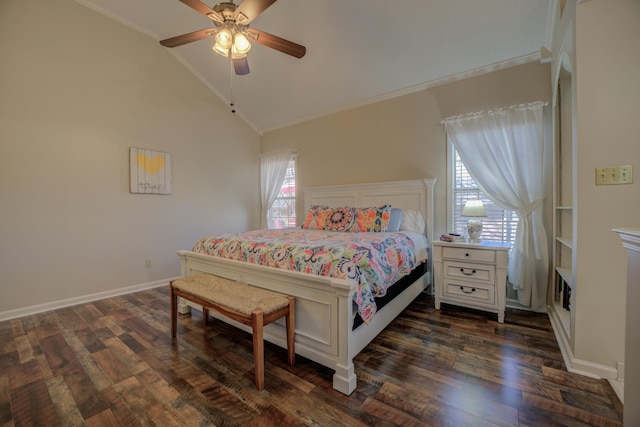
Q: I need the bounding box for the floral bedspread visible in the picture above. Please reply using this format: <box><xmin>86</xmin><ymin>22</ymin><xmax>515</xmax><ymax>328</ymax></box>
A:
<box><xmin>191</xmin><ymin>228</ymin><xmax>421</xmax><ymax>324</ymax></box>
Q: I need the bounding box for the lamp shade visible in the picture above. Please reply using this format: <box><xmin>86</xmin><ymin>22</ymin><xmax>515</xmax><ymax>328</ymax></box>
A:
<box><xmin>461</xmin><ymin>200</ymin><xmax>487</xmax><ymax>217</ymax></box>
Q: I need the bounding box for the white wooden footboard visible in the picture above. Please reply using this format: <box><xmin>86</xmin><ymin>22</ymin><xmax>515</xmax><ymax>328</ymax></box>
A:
<box><xmin>177</xmin><ymin>250</ymin><xmax>428</xmax><ymax>395</ymax></box>
<box><xmin>177</xmin><ymin>250</ymin><xmax>361</xmax><ymax>394</ymax></box>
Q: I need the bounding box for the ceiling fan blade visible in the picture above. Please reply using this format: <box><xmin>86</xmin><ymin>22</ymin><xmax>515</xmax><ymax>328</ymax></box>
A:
<box><xmin>179</xmin><ymin>0</ymin><xmax>224</xmax><ymax>23</ymax></box>
<box><xmin>160</xmin><ymin>28</ymin><xmax>218</xmax><ymax>48</ymax></box>
<box><xmin>234</xmin><ymin>57</ymin><xmax>250</xmax><ymax>75</ymax></box>
<box><xmin>247</xmin><ymin>29</ymin><xmax>306</xmax><ymax>58</ymax></box>
<box><xmin>234</xmin><ymin>0</ymin><xmax>278</xmax><ymax>25</ymax></box>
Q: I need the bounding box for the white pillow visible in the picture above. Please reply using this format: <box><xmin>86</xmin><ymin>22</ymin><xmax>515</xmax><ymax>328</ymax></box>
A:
<box><xmin>400</xmin><ymin>209</ymin><xmax>425</xmax><ymax>234</ymax></box>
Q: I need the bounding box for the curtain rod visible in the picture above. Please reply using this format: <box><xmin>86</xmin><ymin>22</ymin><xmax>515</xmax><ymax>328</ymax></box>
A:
<box><xmin>441</xmin><ymin>101</ymin><xmax>548</xmax><ymax>124</ymax></box>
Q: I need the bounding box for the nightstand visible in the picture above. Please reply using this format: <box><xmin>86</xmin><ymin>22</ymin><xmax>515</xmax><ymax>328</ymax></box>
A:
<box><xmin>433</xmin><ymin>240</ymin><xmax>510</xmax><ymax>323</ymax></box>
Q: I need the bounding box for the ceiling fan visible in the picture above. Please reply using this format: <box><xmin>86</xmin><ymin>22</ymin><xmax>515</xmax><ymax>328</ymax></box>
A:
<box><xmin>159</xmin><ymin>0</ymin><xmax>306</xmax><ymax>76</ymax></box>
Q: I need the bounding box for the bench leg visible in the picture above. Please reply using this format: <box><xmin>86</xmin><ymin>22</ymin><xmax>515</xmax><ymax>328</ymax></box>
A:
<box><xmin>286</xmin><ymin>296</ymin><xmax>295</xmax><ymax>366</ymax></box>
<box><xmin>202</xmin><ymin>307</ymin><xmax>209</xmax><ymax>327</ymax></box>
<box><xmin>251</xmin><ymin>309</ymin><xmax>265</xmax><ymax>391</ymax></box>
<box><xmin>170</xmin><ymin>283</ymin><xmax>177</xmax><ymax>338</ymax></box>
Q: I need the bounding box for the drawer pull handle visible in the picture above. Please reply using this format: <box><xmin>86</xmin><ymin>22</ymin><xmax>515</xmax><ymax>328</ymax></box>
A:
<box><xmin>460</xmin><ymin>286</ymin><xmax>476</xmax><ymax>294</ymax></box>
<box><xmin>465</xmin><ymin>253</ymin><xmax>470</xmax><ymax>257</ymax></box>
<box><xmin>460</xmin><ymin>268</ymin><xmax>476</xmax><ymax>276</ymax></box>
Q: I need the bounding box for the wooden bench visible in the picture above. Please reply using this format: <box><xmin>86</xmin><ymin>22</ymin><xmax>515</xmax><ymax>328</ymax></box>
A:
<box><xmin>170</xmin><ymin>274</ymin><xmax>295</xmax><ymax>391</ymax></box>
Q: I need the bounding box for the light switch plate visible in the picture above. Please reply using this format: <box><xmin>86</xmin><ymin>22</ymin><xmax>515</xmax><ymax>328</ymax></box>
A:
<box><xmin>596</xmin><ymin>165</ymin><xmax>633</xmax><ymax>185</ymax></box>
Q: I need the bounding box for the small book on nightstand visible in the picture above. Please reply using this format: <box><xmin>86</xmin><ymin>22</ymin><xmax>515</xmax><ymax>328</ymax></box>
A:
<box><xmin>440</xmin><ymin>233</ymin><xmax>465</xmax><ymax>242</ymax></box>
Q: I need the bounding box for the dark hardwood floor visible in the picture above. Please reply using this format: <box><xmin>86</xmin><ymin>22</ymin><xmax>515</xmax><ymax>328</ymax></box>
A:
<box><xmin>0</xmin><ymin>286</ymin><xmax>623</xmax><ymax>426</ymax></box>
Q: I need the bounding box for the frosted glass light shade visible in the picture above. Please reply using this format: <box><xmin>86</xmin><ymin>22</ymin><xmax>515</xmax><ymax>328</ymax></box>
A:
<box><xmin>233</xmin><ymin>33</ymin><xmax>251</xmax><ymax>54</ymax></box>
<box><xmin>215</xmin><ymin>28</ymin><xmax>233</xmax><ymax>49</ymax></box>
<box><xmin>212</xmin><ymin>43</ymin><xmax>229</xmax><ymax>57</ymax></box>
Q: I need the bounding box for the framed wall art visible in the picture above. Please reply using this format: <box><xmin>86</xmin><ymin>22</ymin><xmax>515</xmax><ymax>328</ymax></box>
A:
<box><xmin>130</xmin><ymin>148</ymin><xmax>172</xmax><ymax>194</ymax></box>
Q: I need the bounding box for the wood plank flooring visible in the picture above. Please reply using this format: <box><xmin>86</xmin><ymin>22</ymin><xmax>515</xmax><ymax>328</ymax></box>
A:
<box><xmin>0</xmin><ymin>286</ymin><xmax>623</xmax><ymax>426</ymax></box>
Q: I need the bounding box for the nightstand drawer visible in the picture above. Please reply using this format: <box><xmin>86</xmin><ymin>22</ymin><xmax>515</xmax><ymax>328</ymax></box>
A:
<box><xmin>443</xmin><ymin>261</ymin><xmax>495</xmax><ymax>283</ymax></box>
<box><xmin>443</xmin><ymin>281</ymin><xmax>495</xmax><ymax>305</ymax></box>
<box><xmin>442</xmin><ymin>247</ymin><xmax>495</xmax><ymax>263</ymax></box>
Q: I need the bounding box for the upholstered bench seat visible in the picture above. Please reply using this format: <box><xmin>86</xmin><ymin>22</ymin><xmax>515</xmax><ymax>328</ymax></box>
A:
<box><xmin>170</xmin><ymin>273</ymin><xmax>295</xmax><ymax>391</ymax></box>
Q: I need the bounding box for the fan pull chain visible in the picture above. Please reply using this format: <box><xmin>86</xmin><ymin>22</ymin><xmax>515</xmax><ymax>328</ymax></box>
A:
<box><xmin>229</xmin><ymin>54</ymin><xmax>236</xmax><ymax>113</ymax></box>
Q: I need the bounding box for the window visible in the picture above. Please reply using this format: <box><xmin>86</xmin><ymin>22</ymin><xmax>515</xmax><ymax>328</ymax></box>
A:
<box><xmin>450</xmin><ymin>148</ymin><xmax>518</xmax><ymax>244</ymax></box>
<box><xmin>267</xmin><ymin>158</ymin><xmax>296</xmax><ymax>229</ymax></box>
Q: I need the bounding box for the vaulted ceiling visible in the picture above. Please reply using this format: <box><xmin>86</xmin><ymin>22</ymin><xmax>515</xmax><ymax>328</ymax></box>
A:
<box><xmin>77</xmin><ymin>0</ymin><xmax>553</xmax><ymax>132</ymax></box>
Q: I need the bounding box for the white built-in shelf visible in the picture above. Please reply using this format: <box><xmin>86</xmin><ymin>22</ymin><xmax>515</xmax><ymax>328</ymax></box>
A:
<box><xmin>556</xmin><ymin>236</ymin><xmax>573</xmax><ymax>249</ymax></box>
<box><xmin>550</xmin><ymin>53</ymin><xmax>575</xmax><ymax>367</ymax></box>
<box><xmin>556</xmin><ymin>267</ymin><xmax>573</xmax><ymax>287</ymax></box>
<box><xmin>554</xmin><ymin>300</ymin><xmax>571</xmax><ymax>337</ymax></box>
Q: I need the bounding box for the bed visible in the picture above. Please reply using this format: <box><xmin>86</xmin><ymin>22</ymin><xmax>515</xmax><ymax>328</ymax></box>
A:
<box><xmin>176</xmin><ymin>178</ymin><xmax>436</xmax><ymax>395</ymax></box>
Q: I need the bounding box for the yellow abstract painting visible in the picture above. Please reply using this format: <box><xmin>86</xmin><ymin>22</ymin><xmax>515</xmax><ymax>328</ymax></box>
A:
<box><xmin>130</xmin><ymin>148</ymin><xmax>171</xmax><ymax>194</ymax></box>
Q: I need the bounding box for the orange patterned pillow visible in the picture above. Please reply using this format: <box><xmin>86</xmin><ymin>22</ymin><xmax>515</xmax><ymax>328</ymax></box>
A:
<box><xmin>324</xmin><ymin>207</ymin><xmax>356</xmax><ymax>232</ymax></box>
<box><xmin>350</xmin><ymin>204</ymin><xmax>392</xmax><ymax>232</ymax></box>
<box><xmin>301</xmin><ymin>205</ymin><xmax>329</xmax><ymax>229</ymax></box>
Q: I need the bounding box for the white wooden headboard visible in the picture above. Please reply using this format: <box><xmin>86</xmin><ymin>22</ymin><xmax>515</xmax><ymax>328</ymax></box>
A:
<box><xmin>302</xmin><ymin>178</ymin><xmax>436</xmax><ymax>243</ymax></box>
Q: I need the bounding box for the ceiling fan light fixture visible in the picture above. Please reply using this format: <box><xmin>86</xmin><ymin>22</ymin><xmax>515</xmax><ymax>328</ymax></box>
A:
<box><xmin>212</xmin><ymin>43</ymin><xmax>229</xmax><ymax>57</ymax></box>
<box><xmin>233</xmin><ymin>32</ymin><xmax>251</xmax><ymax>55</ymax></box>
<box><xmin>215</xmin><ymin>27</ymin><xmax>233</xmax><ymax>50</ymax></box>
<box><xmin>231</xmin><ymin>49</ymin><xmax>247</xmax><ymax>59</ymax></box>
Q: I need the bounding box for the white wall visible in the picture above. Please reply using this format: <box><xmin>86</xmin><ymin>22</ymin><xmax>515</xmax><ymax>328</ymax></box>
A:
<box><xmin>0</xmin><ymin>0</ymin><xmax>261</xmax><ymax>316</ymax></box>
<box><xmin>573</xmin><ymin>0</ymin><xmax>640</xmax><ymax>376</ymax></box>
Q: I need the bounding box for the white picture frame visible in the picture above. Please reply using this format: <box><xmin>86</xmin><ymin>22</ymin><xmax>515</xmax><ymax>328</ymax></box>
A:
<box><xmin>130</xmin><ymin>148</ymin><xmax>171</xmax><ymax>194</ymax></box>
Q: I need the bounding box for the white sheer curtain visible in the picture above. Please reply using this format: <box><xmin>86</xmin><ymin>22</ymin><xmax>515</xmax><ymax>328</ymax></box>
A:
<box><xmin>442</xmin><ymin>102</ymin><xmax>549</xmax><ymax>310</ymax></box>
<box><xmin>260</xmin><ymin>149</ymin><xmax>295</xmax><ymax>229</ymax></box>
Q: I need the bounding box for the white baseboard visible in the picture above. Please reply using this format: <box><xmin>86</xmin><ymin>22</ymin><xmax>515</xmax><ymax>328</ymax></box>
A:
<box><xmin>568</xmin><ymin>356</ymin><xmax>619</xmax><ymax>380</ymax></box>
<box><xmin>547</xmin><ymin>303</ymin><xmax>623</xmax><ymax>401</ymax></box>
<box><xmin>609</xmin><ymin>378</ymin><xmax>624</xmax><ymax>404</ymax></box>
<box><xmin>0</xmin><ymin>277</ymin><xmax>179</xmax><ymax>322</ymax></box>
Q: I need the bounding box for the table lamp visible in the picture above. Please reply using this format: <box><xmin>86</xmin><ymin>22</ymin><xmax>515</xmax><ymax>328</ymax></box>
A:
<box><xmin>461</xmin><ymin>200</ymin><xmax>487</xmax><ymax>243</ymax></box>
